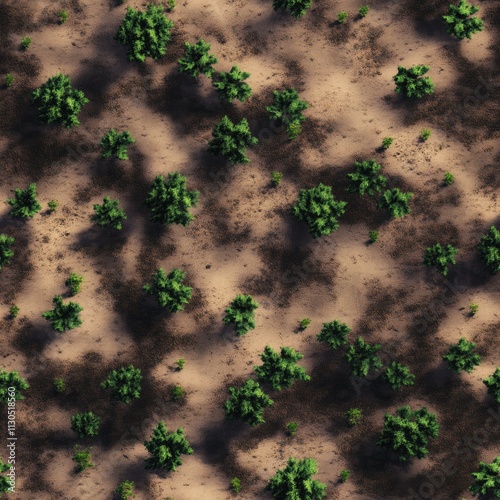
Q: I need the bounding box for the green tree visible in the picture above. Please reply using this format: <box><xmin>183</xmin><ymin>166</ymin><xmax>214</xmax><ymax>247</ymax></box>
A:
<box><xmin>0</xmin><ymin>370</ymin><xmax>29</xmax><ymax>403</ymax></box>
<box><xmin>423</xmin><ymin>243</ymin><xmax>457</xmax><ymax>276</ymax></box>
<box><xmin>254</xmin><ymin>346</ymin><xmax>310</xmax><ymax>390</ymax></box>
<box><xmin>393</xmin><ymin>65</ymin><xmax>435</xmax><ymax>99</ymax></box>
<box><xmin>42</xmin><ymin>295</ymin><xmax>83</xmax><ymax>332</ymax></box>
<box><xmin>378</xmin><ymin>188</ymin><xmax>413</xmax><ymax>218</ymax></box>
<box><xmin>224</xmin><ymin>294</ymin><xmax>259</xmax><ymax>336</ymax></box>
<box><xmin>178</xmin><ymin>39</ymin><xmax>218</xmax><ymax>78</ymax></box>
<box><xmin>213</xmin><ymin>66</ymin><xmax>252</xmax><ymax>103</ymax></box>
<box><xmin>21</xmin><ymin>36</ymin><xmax>32</xmax><ymax>50</ymax></box>
<box><xmin>7</xmin><ymin>183</ymin><xmax>42</xmax><ymax>219</ymax></box>
<box><xmin>316</xmin><ymin>320</ymin><xmax>351</xmax><ymax>350</ymax></box>
<box><xmin>0</xmin><ymin>235</ymin><xmax>14</xmax><ymax>271</ymax></box>
<box><xmin>443</xmin><ymin>0</ymin><xmax>483</xmax><ymax>40</ymax></box>
<box><xmin>114</xmin><ymin>4</ymin><xmax>174</xmax><ymax>62</ymax></box>
<box><xmin>72</xmin><ymin>445</ymin><xmax>94</xmax><ymax>472</ymax></box>
<box><xmin>9</xmin><ymin>305</ymin><xmax>19</xmax><ymax>319</ymax></box>
<box><xmin>71</xmin><ymin>411</ymin><xmax>100</xmax><ymax>438</ymax></box>
<box><xmin>223</xmin><ymin>379</ymin><xmax>273</xmax><ymax>426</ymax></box>
<box><xmin>443</xmin><ymin>337</ymin><xmax>481</xmax><ymax>373</ymax></box>
<box><xmin>292</xmin><ymin>183</ymin><xmax>347</xmax><ymax>238</ymax></box>
<box><xmin>377</xmin><ymin>406</ymin><xmax>439</xmax><ymax>461</ymax></box>
<box><xmin>420</xmin><ymin>128</ymin><xmax>431</xmax><ymax>141</ymax></box>
<box><xmin>266</xmin><ymin>88</ymin><xmax>309</xmax><ymax>140</ymax></box>
<box><xmin>145</xmin><ymin>173</ymin><xmax>199</xmax><ymax>225</ymax></box>
<box><xmin>469</xmin><ymin>457</ymin><xmax>500</xmax><ymax>497</ymax></box>
<box><xmin>172</xmin><ymin>384</ymin><xmax>186</xmax><ymax>401</ymax></box>
<box><xmin>144</xmin><ymin>422</ymin><xmax>193</xmax><ymax>471</ymax></box>
<box><xmin>359</xmin><ymin>6</ymin><xmax>369</xmax><ymax>17</ymax></box>
<box><xmin>231</xmin><ymin>477</ymin><xmax>242</xmax><ymax>494</ymax></box>
<box><xmin>272</xmin><ymin>0</ymin><xmax>312</xmax><ymax>18</ymax></box>
<box><xmin>53</xmin><ymin>378</ymin><xmax>66</xmax><ymax>393</ymax></box>
<box><xmin>5</xmin><ymin>73</ymin><xmax>14</xmax><ymax>87</ymax></box>
<box><xmin>381</xmin><ymin>137</ymin><xmax>393</xmax><ymax>149</ymax></box>
<box><xmin>99</xmin><ymin>129</ymin><xmax>135</xmax><ymax>160</ymax></box>
<box><xmin>208</xmin><ymin>116</ymin><xmax>258</xmax><ymax>164</ymax></box>
<box><xmin>92</xmin><ymin>197</ymin><xmax>127</xmax><ymax>230</ymax></box>
<box><xmin>337</xmin><ymin>12</ymin><xmax>348</xmax><ymax>23</ymax></box>
<box><xmin>66</xmin><ymin>272</ymin><xmax>84</xmax><ymax>295</ymax></box>
<box><xmin>0</xmin><ymin>459</ymin><xmax>11</xmax><ymax>493</ymax></box>
<box><xmin>339</xmin><ymin>469</ymin><xmax>350</xmax><ymax>482</ymax></box>
<box><xmin>101</xmin><ymin>365</ymin><xmax>142</xmax><ymax>404</ymax></box>
<box><xmin>286</xmin><ymin>422</ymin><xmax>299</xmax><ymax>436</ymax></box>
<box><xmin>116</xmin><ymin>480</ymin><xmax>135</xmax><ymax>500</ymax></box>
<box><xmin>32</xmin><ymin>74</ymin><xmax>88</xmax><ymax>127</ymax></box>
<box><xmin>344</xmin><ymin>337</ymin><xmax>383</xmax><ymax>378</ymax></box>
<box><xmin>266</xmin><ymin>458</ymin><xmax>326</xmax><ymax>500</ymax></box>
<box><xmin>477</xmin><ymin>226</ymin><xmax>500</xmax><ymax>273</ymax></box>
<box><xmin>383</xmin><ymin>361</ymin><xmax>415</xmax><ymax>390</ymax></box>
<box><xmin>443</xmin><ymin>172</ymin><xmax>454</xmax><ymax>186</ymax></box>
<box><xmin>345</xmin><ymin>408</ymin><xmax>362</xmax><ymax>426</ymax></box>
<box><xmin>484</xmin><ymin>368</ymin><xmax>500</xmax><ymax>403</ymax></box>
<box><xmin>143</xmin><ymin>268</ymin><xmax>192</xmax><ymax>312</ymax></box>
<box><xmin>347</xmin><ymin>159</ymin><xmax>387</xmax><ymax>196</ymax></box>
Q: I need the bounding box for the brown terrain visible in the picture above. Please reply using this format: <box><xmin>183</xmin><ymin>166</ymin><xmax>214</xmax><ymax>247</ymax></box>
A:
<box><xmin>0</xmin><ymin>0</ymin><xmax>499</xmax><ymax>498</ymax></box>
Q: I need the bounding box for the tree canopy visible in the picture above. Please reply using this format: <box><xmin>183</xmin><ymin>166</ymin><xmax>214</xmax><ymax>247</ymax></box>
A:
<box><xmin>393</xmin><ymin>65</ymin><xmax>435</xmax><ymax>98</ymax></box>
<box><xmin>0</xmin><ymin>370</ymin><xmax>29</xmax><ymax>404</ymax></box>
<box><xmin>443</xmin><ymin>337</ymin><xmax>481</xmax><ymax>373</ymax></box>
<box><xmin>101</xmin><ymin>365</ymin><xmax>142</xmax><ymax>404</ymax></box>
<box><xmin>99</xmin><ymin>129</ymin><xmax>135</xmax><ymax>160</ymax></box>
<box><xmin>423</xmin><ymin>243</ymin><xmax>457</xmax><ymax>276</ymax></box>
<box><xmin>42</xmin><ymin>295</ymin><xmax>83</xmax><ymax>332</ymax></box>
<box><xmin>143</xmin><ymin>268</ymin><xmax>192</xmax><ymax>312</ymax></box>
<box><xmin>92</xmin><ymin>197</ymin><xmax>127</xmax><ymax>230</ymax></box>
<box><xmin>316</xmin><ymin>320</ymin><xmax>351</xmax><ymax>350</ymax></box>
<box><xmin>478</xmin><ymin>226</ymin><xmax>500</xmax><ymax>273</ymax></box>
<box><xmin>266</xmin><ymin>88</ymin><xmax>309</xmax><ymax>140</ymax></box>
<box><xmin>213</xmin><ymin>66</ymin><xmax>252</xmax><ymax>102</ymax></box>
<box><xmin>484</xmin><ymin>368</ymin><xmax>500</xmax><ymax>403</ymax></box>
<box><xmin>344</xmin><ymin>337</ymin><xmax>383</xmax><ymax>378</ymax></box>
<box><xmin>443</xmin><ymin>0</ymin><xmax>483</xmax><ymax>40</ymax></box>
<box><xmin>378</xmin><ymin>188</ymin><xmax>413</xmax><ymax>218</ymax></box>
<box><xmin>71</xmin><ymin>411</ymin><xmax>100</xmax><ymax>438</ymax></box>
<box><xmin>0</xmin><ymin>235</ymin><xmax>14</xmax><ymax>271</ymax></box>
<box><xmin>382</xmin><ymin>361</ymin><xmax>415</xmax><ymax>390</ymax></box>
<box><xmin>347</xmin><ymin>159</ymin><xmax>387</xmax><ymax>196</ymax></box>
<box><xmin>224</xmin><ymin>294</ymin><xmax>259</xmax><ymax>336</ymax></box>
<box><xmin>178</xmin><ymin>39</ymin><xmax>218</xmax><ymax>78</ymax></box>
<box><xmin>272</xmin><ymin>0</ymin><xmax>313</xmax><ymax>18</ymax></box>
<box><xmin>7</xmin><ymin>183</ymin><xmax>42</xmax><ymax>219</ymax></box>
<box><xmin>469</xmin><ymin>456</ymin><xmax>500</xmax><ymax>497</ymax></box>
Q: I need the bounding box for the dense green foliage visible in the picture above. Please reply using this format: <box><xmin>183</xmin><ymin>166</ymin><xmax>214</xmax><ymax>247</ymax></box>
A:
<box><xmin>316</xmin><ymin>320</ymin><xmax>351</xmax><ymax>350</ymax></box>
<box><xmin>5</xmin><ymin>73</ymin><xmax>14</xmax><ymax>87</ymax></box>
<box><xmin>72</xmin><ymin>445</ymin><xmax>94</xmax><ymax>472</ymax></box>
<box><xmin>443</xmin><ymin>337</ymin><xmax>481</xmax><ymax>373</ymax></box>
<box><xmin>292</xmin><ymin>183</ymin><xmax>347</xmax><ymax>238</ymax></box>
<box><xmin>143</xmin><ymin>268</ymin><xmax>192</xmax><ymax>312</ymax></box>
<box><xmin>65</xmin><ymin>272</ymin><xmax>84</xmax><ymax>295</ymax></box>
<box><xmin>383</xmin><ymin>361</ymin><xmax>415</xmax><ymax>390</ymax></box>
<box><xmin>101</xmin><ymin>365</ymin><xmax>142</xmax><ymax>404</ymax></box>
<box><xmin>272</xmin><ymin>0</ymin><xmax>313</xmax><ymax>18</ymax></box>
<box><xmin>266</xmin><ymin>88</ymin><xmax>309</xmax><ymax>139</ymax></box>
<box><xmin>224</xmin><ymin>294</ymin><xmax>259</xmax><ymax>336</ymax></box>
<box><xmin>21</xmin><ymin>36</ymin><xmax>31</xmax><ymax>50</ymax></box>
<box><xmin>71</xmin><ymin>411</ymin><xmax>100</xmax><ymax>438</ymax></box>
<box><xmin>344</xmin><ymin>337</ymin><xmax>383</xmax><ymax>378</ymax></box>
<box><xmin>423</xmin><ymin>243</ymin><xmax>457</xmax><ymax>276</ymax></box>
<box><xmin>0</xmin><ymin>370</ymin><xmax>29</xmax><ymax>403</ymax></box>
<box><xmin>381</xmin><ymin>137</ymin><xmax>393</xmax><ymax>149</ymax></box>
<box><xmin>178</xmin><ymin>39</ymin><xmax>218</xmax><ymax>78</ymax></box>
<box><xmin>359</xmin><ymin>6</ymin><xmax>369</xmax><ymax>17</ymax></box>
<box><xmin>469</xmin><ymin>456</ymin><xmax>500</xmax><ymax>497</ymax></box>
<box><xmin>0</xmin><ymin>235</ymin><xmax>14</xmax><ymax>271</ymax></box>
<box><xmin>32</xmin><ymin>74</ymin><xmax>88</xmax><ymax>127</ymax></box>
<box><xmin>231</xmin><ymin>477</ymin><xmax>242</xmax><ymax>494</ymax></box>
<box><xmin>345</xmin><ymin>408</ymin><xmax>362</xmax><ymax>426</ymax></box>
<box><xmin>114</xmin><ymin>4</ymin><xmax>174</xmax><ymax>62</ymax></box>
<box><xmin>443</xmin><ymin>0</ymin><xmax>483</xmax><ymax>39</ymax></box>
<box><xmin>42</xmin><ymin>295</ymin><xmax>83</xmax><ymax>332</ymax></box>
<box><xmin>393</xmin><ymin>65</ymin><xmax>435</xmax><ymax>98</ymax></box>
<box><xmin>223</xmin><ymin>379</ymin><xmax>273</xmax><ymax>426</ymax></box>
<box><xmin>144</xmin><ymin>422</ymin><xmax>193</xmax><ymax>470</ymax></box>
<box><xmin>0</xmin><ymin>459</ymin><xmax>11</xmax><ymax>493</ymax></box>
<box><xmin>92</xmin><ymin>197</ymin><xmax>127</xmax><ymax>230</ymax></box>
<box><xmin>208</xmin><ymin>116</ymin><xmax>258</xmax><ymax>164</ymax></box>
<box><xmin>444</xmin><ymin>172</ymin><xmax>455</xmax><ymax>186</ymax></box>
<box><xmin>477</xmin><ymin>226</ymin><xmax>500</xmax><ymax>273</ymax></box>
<box><xmin>7</xmin><ymin>183</ymin><xmax>42</xmax><ymax>219</ymax></box>
<box><xmin>484</xmin><ymin>368</ymin><xmax>500</xmax><ymax>403</ymax></box>
<box><xmin>145</xmin><ymin>173</ymin><xmax>199</xmax><ymax>225</ymax></box>
<box><xmin>213</xmin><ymin>66</ymin><xmax>252</xmax><ymax>102</ymax></box>
<box><xmin>378</xmin><ymin>188</ymin><xmax>413</xmax><ymax>218</ymax></box>
<box><xmin>99</xmin><ymin>129</ymin><xmax>135</xmax><ymax>160</ymax></box>
<box><xmin>254</xmin><ymin>346</ymin><xmax>310</xmax><ymax>390</ymax></box>
<box><xmin>347</xmin><ymin>159</ymin><xmax>387</xmax><ymax>196</ymax></box>
<box><xmin>115</xmin><ymin>480</ymin><xmax>135</xmax><ymax>500</ymax></box>
<box><xmin>266</xmin><ymin>458</ymin><xmax>326</xmax><ymax>500</ymax></box>
<box><xmin>377</xmin><ymin>406</ymin><xmax>439</xmax><ymax>461</ymax></box>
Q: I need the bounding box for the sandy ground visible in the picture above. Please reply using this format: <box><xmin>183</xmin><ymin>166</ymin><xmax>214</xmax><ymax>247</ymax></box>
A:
<box><xmin>0</xmin><ymin>0</ymin><xmax>499</xmax><ymax>498</ymax></box>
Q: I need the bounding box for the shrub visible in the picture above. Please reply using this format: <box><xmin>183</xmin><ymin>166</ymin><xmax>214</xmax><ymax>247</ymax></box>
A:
<box><xmin>115</xmin><ymin>480</ymin><xmax>135</xmax><ymax>500</ymax></box>
<box><xmin>144</xmin><ymin>268</ymin><xmax>192</xmax><ymax>312</ymax></box>
<box><xmin>224</xmin><ymin>294</ymin><xmax>259</xmax><ymax>336</ymax></box>
<box><xmin>443</xmin><ymin>172</ymin><xmax>455</xmax><ymax>186</ymax></box>
<box><xmin>381</xmin><ymin>137</ymin><xmax>393</xmax><ymax>149</ymax></box>
<box><xmin>21</xmin><ymin>36</ymin><xmax>32</xmax><ymax>50</ymax></box>
<box><xmin>53</xmin><ymin>378</ymin><xmax>66</xmax><ymax>393</ymax></box>
<box><xmin>145</xmin><ymin>172</ymin><xmax>199</xmax><ymax>225</ymax></box>
<box><xmin>477</xmin><ymin>226</ymin><xmax>500</xmax><ymax>273</ymax></box>
<box><xmin>223</xmin><ymin>379</ymin><xmax>273</xmax><ymax>426</ymax></box>
<box><xmin>213</xmin><ymin>66</ymin><xmax>252</xmax><ymax>102</ymax></box>
<box><xmin>266</xmin><ymin>458</ymin><xmax>326</xmax><ymax>500</ymax></box>
<box><xmin>101</xmin><ymin>365</ymin><xmax>142</xmax><ymax>404</ymax></box>
<box><xmin>172</xmin><ymin>384</ymin><xmax>186</xmax><ymax>401</ymax></box>
<box><xmin>272</xmin><ymin>0</ymin><xmax>312</xmax><ymax>18</ymax></box>
<box><xmin>344</xmin><ymin>337</ymin><xmax>383</xmax><ymax>378</ymax></box>
<box><xmin>48</xmin><ymin>200</ymin><xmax>59</xmax><ymax>211</ymax></box>
<box><xmin>377</xmin><ymin>406</ymin><xmax>439</xmax><ymax>461</ymax></box>
<box><xmin>443</xmin><ymin>0</ymin><xmax>483</xmax><ymax>40</ymax></box>
<box><xmin>378</xmin><ymin>188</ymin><xmax>413</xmax><ymax>218</ymax></box>
<box><xmin>443</xmin><ymin>337</ymin><xmax>481</xmax><ymax>373</ymax></box>
<box><xmin>286</xmin><ymin>422</ymin><xmax>299</xmax><ymax>436</ymax></box>
<box><xmin>144</xmin><ymin>422</ymin><xmax>193</xmax><ymax>470</ymax></box>
<box><xmin>9</xmin><ymin>305</ymin><xmax>19</xmax><ymax>318</ymax></box>
<box><xmin>469</xmin><ymin>303</ymin><xmax>478</xmax><ymax>316</ymax></box>
<box><xmin>32</xmin><ymin>74</ymin><xmax>88</xmax><ymax>127</ymax></box>
<box><xmin>266</xmin><ymin>88</ymin><xmax>309</xmax><ymax>140</ymax></box>
<box><xmin>208</xmin><ymin>116</ymin><xmax>258</xmax><ymax>164</ymax></box>
<box><xmin>7</xmin><ymin>183</ymin><xmax>42</xmax><ymax>219</ymax></box>
<box><xmin>58</xmin><ymin>9</ymin><xmax>69</xmax><ymax>24</ymax></box>
<box><xmin>271</xmin><ymin>171</ymin><xmax>283</xmax><ymax>187</ymax></box>
<box><xmin>178</xmin><ymin>39</ymin><xmax>218</xmax><ymax>78</ymax></box>
<box><xmin>0</xmin><ymin>370</ymin><xmax>29</xmax><ymax>403</ymax></box>
<box><xmin>299</xmin><ymin>318</ymin><xmax>311</xmax><ymax>330</ymax></box>
<box><xmin>92</xmin><ymin>196</ymin><xmax>127</xmax><ymax>230</ymax></box>
<box><xmin>42</xmin><ymin>295</ymin><xmax>83</xmax><ymax>332</ymax></box>
<box><xmin>166</xmin><ymin>0</ymin><xmax>176</xmax><ymax>11</ymax></box>
<box><xmin>369</xmin><ymin>230</ymin><xmax>379</xmax><ymax>243</ymax></box>
<box><xmin>423</xmin><ymin>243</ymin><xmax>457</xmax><ymax>276</ymax></box>
<box><xmin>99</xmin><ymin>129</ymin><xmax>135</xmax><ymax>160</ymax></box>
<box><xmin>254</xmin><ymin>346</ymin><xmax>310</xmax><ymax>390</ymax></box>
<box><xmin>345</xmin><ymin>408</ymin><xmax>362</xmax><ymax>426</ymax></box>
<box><xmin>72</xmin><ymin>445</ymin><xmax>94</xmax><ymax>472</ymax></box>
<box><xmin>393</xmin><ymin>65</ymin><xmax>435</xmax><ymax>98</ymax></box>
<box><xmin>0</xmin><ymin>459</ymin><xmax>11</xmax><ymax>493</ymax></box>
<box><xmin>292</xmin><ymin>183</ymin><xmax>347</xmax><ymax>238</ymax></box>
<box><xmin>231</xmin><ymin>477</ymin><xmax>242</xmax><ymax>494</ymax></box>
<box><xmin>469</xmin><ymin>457</ymin><xmax>500</xmax><ymax>497</ymax></box>
<box><xmin>340</xmin><ymin>469</ymin><xmax>350</xmax><ymax>483</ymax></box>
<box><xmin>337</xmin><ymin>11</ymin><xmax>348</xmax><ymax>23</ymax></box>
<box><xmin>175</xmin><ymin>358</ymin><xmax>185</xmax><ymax>370</ymax></box>
<box><xmin>5</xmin><ymin>73</ymin><xmax>14</xmax><ymax>87</ymax></box>
<box><xmin>66</xmin><ymin>272</ymin><xmax>84</xmax><ymax>296</ymax></box>
<box><xmin>316</xmin><ymin>320</ymin><xmax>351</xmax><ymax>350</ymax></box>
<box><xmin>114</xmin><ymin>4</ymin><xmax>174</xmax><ymax>62</ymax></box>
<box><xmin>71</xmin><ymin>411</ymin><xmax>100</xmax><ymax>438</ymax></box>
<box><xmin>420</xmin><ymin>128</ymin><xmax>431</xmax><ymax>141</ymax></box>
<box><xmin>346</xmin><ymin>159</ymin><xmax>387</xmax><ymax>196</ymax></box>
<box><xmin>359</xmin><ymin>6</ymin><xmax>369</xmax><ymax>17</ymax></box>
<box><xmin>484</xmin><ymin>368</ymin><xmax>500</xmax><ymax>403</ymax></box>
<box><xmin>383</xmin><ymin>361</ymin><xmax>415</xmax><ymax>390</ymax></box>
<box><xmin>0</xmin><ymin>234</ymin><xmax>14</xmax><ymax>270</ymax></box>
